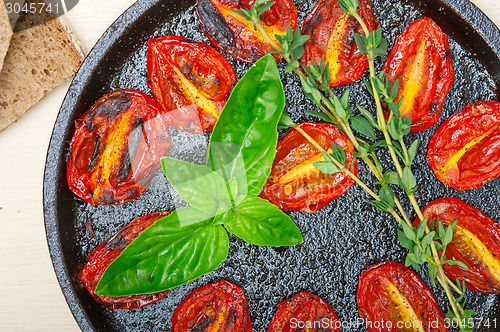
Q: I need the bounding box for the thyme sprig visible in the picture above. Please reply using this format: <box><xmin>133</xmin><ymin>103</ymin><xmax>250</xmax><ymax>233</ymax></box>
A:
<box><xmin>238</xmin><ymin>0</ymin><xmax>473</xmax><ymax>329</ymax></box>
<box><xmin>339</xmin><ymin>0</ymin><xmax>472</xmax><ymax>328</ymax></box>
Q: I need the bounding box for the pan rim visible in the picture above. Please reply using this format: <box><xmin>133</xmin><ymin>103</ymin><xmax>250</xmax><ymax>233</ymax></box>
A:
<box><xmin>43</xmin><ymin>0</ymin><xmax>500</xmax><ymax>330</ymax></box>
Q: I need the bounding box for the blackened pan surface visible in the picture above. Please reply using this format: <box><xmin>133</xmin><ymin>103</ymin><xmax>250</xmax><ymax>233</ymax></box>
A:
<box><xmin>44</xmin><ymin>0</ymin><xmax>500</xmax><ymax>330</ymax></box>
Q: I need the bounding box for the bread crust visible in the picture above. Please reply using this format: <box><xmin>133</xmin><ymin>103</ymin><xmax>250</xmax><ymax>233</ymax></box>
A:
<box><xmin>0</xmin><ymin>0</ymin><xmax>85</xmax><ymax>132</ymax></box>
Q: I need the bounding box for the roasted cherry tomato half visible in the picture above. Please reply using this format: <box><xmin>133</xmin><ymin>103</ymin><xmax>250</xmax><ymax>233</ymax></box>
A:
<box><xmin>358</xmin><ymin>261</ymin><xmax>449</xmax><ymax>332</ymax></box>
<box><xmin>171</xmin><ymin>280</ymin><xmax>252</xmax><ymax>332</ymax></box>
<box><xmin>196</xmin><ymin>0</ymin><xmax>298</xmax><ymax>63</ymax></box>
<box><xmin>301</xmin><ymin>0</ymin><xmax>376</xmax><ymax>87</ymax></box>
<box><xmin>416</xmin><ymin>197</ymin><xmax>500</xmax><ymax>293</ymax></box>
<box><xmin>382</xmin><ymin>18</ymin><xmax>454</xmax><ymax>133</ymax></box>
<box><xmin>147</xmin><ymin>35</ymin><xmax>237</xmax><ymax>134</ymax></box>
<box><xmin>67</xmin><ymin>89</ymin><xmax>172</xmax><ymax>205</ymax></box>
<box><xmin>79</xmin><ymin>211</ymin><xmax>171</xmax><ymax>309</ymax></box>
<box><xmin>427</xmin><ymin>101</ymin><xmax>500</xmax><ymax>190</ymax></box>
<box><xmin>267</xmin><ymin>292</ymin><xmax>340</xmax><ymax>332</ymax></box>
<box><xmin>260</xmin><ymin>122</ymin><xmax>357</xmax><ymax>213</ymax></box>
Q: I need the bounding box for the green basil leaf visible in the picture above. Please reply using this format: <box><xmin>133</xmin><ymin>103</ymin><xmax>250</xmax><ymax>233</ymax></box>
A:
<box><xmin>218</xmin><ymin>176</ymin><xmax>242</xmax><ymax>207</ymax></box>
<box><xmin>95</xmin><ymin>208</ymin><xmax>229</xmax><ymax>296</ymax></box>
<box><xmin>224</xmin><ymin>196</ymin><xmax>303</xmax><ymax>246</ymax></box>
<box><xmin>161</xmin><ymin>157</ymin><xmax>225</xmax><ymax>215</ymax></box>
<box><xmin>351</xmin><ymin>116</ymin><xmax>377</xmax><ymax>140</ymax></box>
<box><xmin>207</xmin><ymin>55</ymin><xmax>285</xmax><ymax>196</ymax></box>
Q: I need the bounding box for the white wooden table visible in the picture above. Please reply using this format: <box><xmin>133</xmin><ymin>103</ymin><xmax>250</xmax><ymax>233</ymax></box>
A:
<box><xmin>0</xmin><ymin>0</ymin><xmax>499</xmax><ymax>330</ymax></box>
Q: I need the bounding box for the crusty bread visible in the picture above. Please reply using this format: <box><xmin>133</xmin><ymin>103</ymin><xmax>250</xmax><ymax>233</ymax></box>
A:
<box><xmin>0</xmin><ymin>0</ymin><xmax>85</xmax><ymax>132</ymax></box>
<box><xmin>0</xmin><ymin>0</ymin><xmax>13</xmax><ymax>72</ymax></box>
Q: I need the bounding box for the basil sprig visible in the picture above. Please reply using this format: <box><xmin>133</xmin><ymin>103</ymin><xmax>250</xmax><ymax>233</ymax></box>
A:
<box><xmin>95</xmin><ymin>55</ymin><xmax>303</xmax><ymax>297</ymax></box>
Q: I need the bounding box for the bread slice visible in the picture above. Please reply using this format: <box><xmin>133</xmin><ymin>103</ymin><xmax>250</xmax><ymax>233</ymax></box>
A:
<box><xmin>0</xmin><ymin>0</ymin><xmax>85</xmax><ymax>132</ymax></box>
<box><xmin>0</xmin><ymin>0</ymin><xmax>13</xmax><ymax>72</ymax></box>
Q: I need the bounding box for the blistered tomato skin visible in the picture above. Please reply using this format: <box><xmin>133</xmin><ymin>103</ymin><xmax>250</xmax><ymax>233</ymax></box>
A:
<box><xmin>79</xmin><ymin>211</ymin><xmax>170</xmax><ymax>309</ymax></box>
<box><xmin>196</xmin><ymin>0</ymin><xmax>298</xmax><ymax>63</ymax></box>
<box><xmin>171</xmin><ymin>280</ymin><xmax>252</xmax><ymax>332</ymax></box>
<box><xmin>417</xmin><ymin>197</ymin><xmax>500</xmax><ymax>293</ymax></box>
<box><xmin>267</xmin><ymin>292</ymin><xmax>340</xmax><ymax>332</ymax></box>
<box><xmin>260</xmin><ymin>122</ymin><xmax>357</xmax><ymax>213</ymax></box>
<box><xmin>357</xmin><ymin>261</ymin><xmax>449</xmax><ymax>332</ymax></box>
<box><xmin>67</xmin><ymin>89</ymin><xmax>172</xmax><ymax>205</ymax></box>
<box><xmin>427</xmin><ymin>101</ymin><xmax>500</xmax><ymax>190</ymax></box>
<box><xmin>383</xmin><ymin>18</ymin><xmax>454</xmax><ymax>133</ymax></box>
<box><xmin>147</xmin><ymin>35</ymin><xmax>237</xmax><ymax>133</ymax></box>
<box><xmin>301</xmin><ymin>0</ymin><xmax>376</xmax><ymax>87</ymax></box>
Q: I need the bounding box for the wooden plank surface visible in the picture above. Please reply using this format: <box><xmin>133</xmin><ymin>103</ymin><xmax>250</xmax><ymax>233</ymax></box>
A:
<box><xmin>0</xmin><ymin>0</ymin><xmax>499</xmax><ymax>331</ymax></box>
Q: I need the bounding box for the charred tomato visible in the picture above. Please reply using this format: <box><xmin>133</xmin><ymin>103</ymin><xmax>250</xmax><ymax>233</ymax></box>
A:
<box><xmin>67</xmin><ymin>89</ymin><xmax>172</xmax><ymax>205</ymax></box>
<box><xmin>301</xmin><ymin>0</ymin><xmax>376</xmax><ymax>87</ymax></box>
<box><xmin>147</xmin><ymin>35</ymin><xmax>237</xmax><ymax>133</ymax></box>
<box><xmin>382</xmin><ymin>18</ymin><xmax>454</xmax><ymax>133</ymax></box>
<box><xmin>417</xmin><ymin>197</ymin><xmax>500</xmax><ymax>293</ymax></box>
<box><xmin>357</xmin><ymin>261</ymin><xmax>449</xmax><ymax>332</ymax></box>
<box><xmin>267</xmin><ymin>292</ymin><xmax>340</xmax><ymax>332</ymax></box>
<box><xmin>171</xmin><ymin>280</ymin><xmax>252</xmax><ymax>332</ymax></box>
<box><xmin>260</xmin><ymin>122</ymin><xmax>357</xmax><ymax>213</ymax></box>
<box><xmin>427</xmin><ymin>101</ymin><xmax>500</xmax><ymax>190</ymax></box>
<box><xmin>79</xmin><ymin>211</ymin><xmax>171</xmax><ymax>309</ymax></box>
<box><xmin>196</xmin><ymin>0</ymin><xmax>298</xmax><ymax>63</ymax></box>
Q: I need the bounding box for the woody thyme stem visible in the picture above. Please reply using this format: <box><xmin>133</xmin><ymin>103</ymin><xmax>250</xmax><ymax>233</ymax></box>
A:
<box><xmin>352</xmin><ymin>11</ymin><xmax>466</xmax><ymax>324</ymax></box>
<box><xmin>247</xmin><ymin>4</ymin><xmax>466</xmax><ymax>324</ymax></box>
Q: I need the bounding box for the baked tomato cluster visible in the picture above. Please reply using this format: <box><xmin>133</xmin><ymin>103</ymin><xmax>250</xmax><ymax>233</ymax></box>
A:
<box><xmin>196</xmin><ymin>0</ymin><xmax>298</xmax><ymax>63</ymax></box>
<box><xmin>417</xmin><ymin>197</ymin><xmax>500</xmax><ymax>294</ymax></box>
<box><xmin>383</xmin><ymin>18</ymin><xmax>454</xmax><ymax>133</ymax></box>
<box><xmin>260</xmin><ymin>122</ymin><xmax>357</xmax><ymax>213</ymax></box>
<box><xmin>268</xmin><ymin>292</ymin><xmax>340</xmax><ymax>332</ymax></box>
<box><xmin>427</xmin><ymin>101</ymin><xmax>500</xmax><ymax>190</ymax></box>
<box><xmin>147</xmin><ymin>35</ymin><xmax>237</xmax><ymax>134</ymax></box>
<box><xmin>79</xmin><ymin>211</ymin><xmax>171</xmax><ymax>309</ymax></box>
<box><xmin>357</xmin><ymin>261</ymin><xmax>449</xmax><ymax>332</ymax></box>
<box><xmin>67</xmin><ymin>89</ymin><xmax>172</xmax><ymax>205</ymax></box>
<box><xmin>68</xmin><ymin>36</ymin><xmax>238</xmax><ymax>205</ymax></box>
<box><xmin>301</xmin><ymin>0</ymin><xmax>376</xmax><ymax>87</ymax></box>
<box><xmin>171</xmin><ymin>280</ymin><xmax>252</xmax><ymax>332</ymax></box>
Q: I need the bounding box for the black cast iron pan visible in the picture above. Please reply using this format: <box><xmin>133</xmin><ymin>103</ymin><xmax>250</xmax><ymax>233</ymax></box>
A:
<box><xmin>44</xmin><ymin>0</ymin><xmax>500</xmax><ymax>330</ymax></box>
